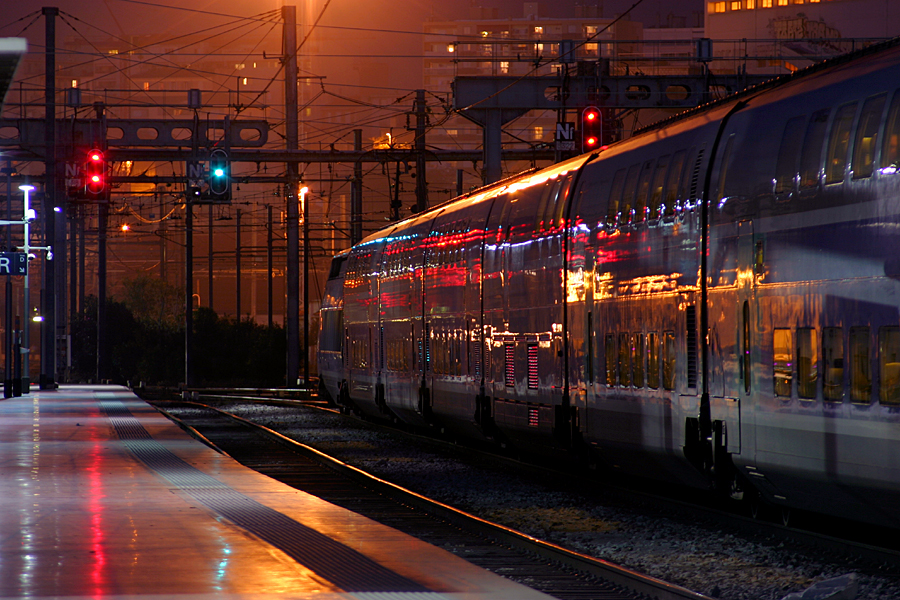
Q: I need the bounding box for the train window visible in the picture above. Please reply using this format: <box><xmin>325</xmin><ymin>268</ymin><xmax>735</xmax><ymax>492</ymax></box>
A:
<box><xmin>605</xmin><ymin>334</ymin><xmax>617</xmax><ymax>386</ymax></box>
<box><xmin>798</xmin><ymin>109</ymin><xmax>830</xmax><ymax>189</ymax></box>
<box><xmin>773</xmin><ymin>328</ymin><xmax>793</xmax><ymax>397</ymax></box>
<box><xmin>686</xmin><ymin>306</ymin><xmax>698</xmax><ymax>389</ymax></box>
<box><xmin>774</xmin><ymin>116</ymin><xmax>806</xmax><ymax>194</ymax></box>
<box><xmin>716</xmin><ymin>134</ymin><xmax>736</xmax><ymax>201</ymax></box>
<box><xmin>535</xmin><ymin>178</ymin><xmax>557</xmax><ymax>230</ymax></box>
<box><xmin>823</xmin><ymin>327</ymin><xmax>844</xmax><ymax>402</ymax></box>
<box><xmin>527</xmin><ymin>343</ymin><xmax>539</xmax><ymax>389</ymax></box>
<box><xmin>649</xmin><ymin>156</ymin><xmax>669</xmax><ymax>219</ymax></box>
<box><xmin>852</xmin><ymin>94</ymin><xmax>886</xmax><ymax>179</ymax></box>
<box><xmin>632</xmin><ymin>333</ymin><xmax>645</xmax><ymax>387</ymax></box>
<box><xmin>648</xmin><ymin>332</ymin><xmax>660</xmax><ymax>389</ymax></box>
<box><xmin>663</xmin><ymin>331</ymin><xmax>676</xmax><ymax>390</ymax></box>
<box><xmin>797</xmin><ymin>328</ymin><xmax>818</xmax><ymax>399</ymax></box>
<box><xmin>879</xmin><ymin>327</ymin><xmax>900</xmax><ymax>405</ymax></box>
<box><xmin>551</xmin><ymin>176</ymin><xmax>575</xmax><ymax>228</ymax></box>
<box><xmin>663</xmin><ymin>150</ymin><xmax>686</xmax><ymax>217</ymax></box>
<box><xmin>620</xmin><ymin>164</ymin><xmax>641</xmax><ymax>222</ymax></box>
<box><xmin>504</xmin><ymin>343</ymin><xmax>515</xmax><ymax>387</ymax></box>
<box><xmin>825</xmin><ymin>102</ymin><xmax>858</xmax><ymax>184</ymax></box>
<box><xmin>606</xmin><ymin>169</ymin><xmax>627</xmax><ymax>224</ymax></box>
<box><xmin>881</xmin><ymin>91</ymin><xmax>900</xmax><ymax>173</ymax></box>
<box><xmin>634</xmin><ymin>161</ymin><xmax>655</xmax><ymax>223</ymax></box>
<box><xmin>850</xmin><ymin>327</ymin><xmax>872</xmax><ymax>404</ymax></box>
<box><xmin>618</xmin><ymin>332</ymin><xmax>631</xmax><ymax>387</ymax></box>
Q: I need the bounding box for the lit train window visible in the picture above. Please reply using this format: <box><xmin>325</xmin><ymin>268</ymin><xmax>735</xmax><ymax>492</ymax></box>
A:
<box><xmin>527</xmin><ymin>344</ymin><xmax>539</xmax><ymax>389</ymax></box>
<box><xmin>879</xmin><ymin>327</ymin><xmax>900</xmax><ymax>405</ymax></box>
<box><xmin>605</xmin><ymin>334</ymin><xmax>616</xmax><ymax>386</ymax></box>
<box><xmin>774</xmin><ymin>116</ymin><xmax>806</xmax><ymax>194</ymax></box>
<box><xmin>663</xmin><ymin>331</ymin><xmax>676</xmax><ymax>390</ymax></box>
<box><xmin>648</xmin><ymin>332</ymin><xmax>660</xmax><ymax>389</ymax></box>
<box><xmin>663</xmin><ymin>150</ymin><xmax>686</xmax><ymax>217</ymax></box>
<box><xmin>850</xmin><ymin>327</ymin><xmax>872</xmax><ymax>404</ymax></box>
<box><xmin>632</xmin><ymin>333</ymin><xmax>645</xmax><ymax>387</ymax></box>
<box><xmin>504</xmin><ymin>343</ymin><xmax>515</xmax><ymax>387</ymax></box>
<box><xmin>649</xmin><ymin>156</ymin><xmax>669</xmax><ymax>219</ymax></box>
<box><xmin>797</xmin><ymin>328</ymin><xmax>818</xmax><ymax>399</ymax></box>
<box><xmin>825</xmin><ymin>102</ymin><xmax>858</xmax><ymax>184</ymax></box>
<box><xmin>851</xmin><ymin>94</ymin><xmax>886</xmax><ymax>179</ymax></box>
<box><xmin>823</xmin><ymin>328</ymin><xmax>844</xmax><ymax>402</ymax></box>
<box><xmin>618</xmin><ymin>333</ymin><xmax>631</xmax><ymax>387</ymax></box>
<box><xmin>798</xmin><ymin>109</ymin><xmax>830</xmax><ymax>189</ymax></box>
<box><xmin>773</xmin><ymin>328</ymin><xmax>793</xmax><ymax>397</ymax></box>
<box><xmin>881</xmin><ymin>91</ymin><xmax>900</xmax><ymax>172</ymax></box>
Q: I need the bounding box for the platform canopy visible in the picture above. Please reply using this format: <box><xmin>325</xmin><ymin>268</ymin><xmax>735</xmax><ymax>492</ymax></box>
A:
<box><xmin>0</xmin><ymin>38</ymin><xmax>26</xmax><ymax>108</ymax></box>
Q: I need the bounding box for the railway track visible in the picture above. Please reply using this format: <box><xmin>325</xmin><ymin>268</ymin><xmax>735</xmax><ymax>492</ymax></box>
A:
<box><xmin>151</xmin><ymin>399</ymin><xmax>711</xmax><ymax>600</ymax></box>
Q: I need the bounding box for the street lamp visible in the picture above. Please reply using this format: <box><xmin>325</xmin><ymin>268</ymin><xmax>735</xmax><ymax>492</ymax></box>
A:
<box><xmin>17</xmin><ymin>184</ymin><xmax>52</xmax><ymax>394</ymax></box>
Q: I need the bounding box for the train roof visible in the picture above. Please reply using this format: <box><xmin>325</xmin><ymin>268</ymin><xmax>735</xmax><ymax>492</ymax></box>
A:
<box><xmin>636</xmin><ymin>36</ymin><xmax>900</xmax><ymax>137</ymax></box>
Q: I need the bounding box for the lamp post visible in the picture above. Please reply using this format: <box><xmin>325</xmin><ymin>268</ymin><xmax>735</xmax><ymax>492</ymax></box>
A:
<box><xmin>16</xmin><ymin>184</ymin><xmax>52</xmax><ymax>393</ymax></box>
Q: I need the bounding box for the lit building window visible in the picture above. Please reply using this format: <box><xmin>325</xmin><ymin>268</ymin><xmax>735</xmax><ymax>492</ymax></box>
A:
<box><xmin>534</xmin><ymin>26</ymin><xmax>543</xmax><ymax>35</ymax></box>
<box><xmin>585</xmin><ymin>42</ymin><xmax>598</xmax><ymax>54</ymax></box>
<box><xmin>143</xmin><ymin>82</ymin><xmax>149</xmax><ymax>91</ymax></box>
<box><xmin>777</xmin><ymin>0</ymin><xmax>788</xmax><ymax>5</ymax></box>
<box><xmin>500</xmin><ymin>61</ymin><xmax>509</xmax><ymax>74</ymax></box>
<box><xmin>746</xmin><ymin>0</ymin><xmax>755</xmax><ymax>7</ymax></box>
<box><xmin>731</xmin><ymin>0</ymin><xmax>741</xmax><ymax>9</ymax></box>
<box><xmin>71</xmin><ymin>79</ymin><xmax>78</xmax><ymax>88</ymax></box>
<box><xmin>108</xmin><ymin>49</ymin><xmax>118</xmax><ymax>55</ymax></box>
<box><xmin>534</xmin><ymin>126</ymin><xmax>544</xmax><ymax>141</ymax></box>
<box><xmin>447</xmin><ymin>44</ymin><xmax>455</xmax><ymax>53</ymax></box>
<box><xmin>712</xmin><ymin>1</ymin><xmax>726</xmax><ymax>12</ymax></box>
<box><xmin>761</xmin><ymin>0</ymin><xmax>772</xmax><ymax>6</ymax></box>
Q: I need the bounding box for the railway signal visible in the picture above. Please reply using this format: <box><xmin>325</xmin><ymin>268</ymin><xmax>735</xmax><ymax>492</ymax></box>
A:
<box><xmin>207</xmin><ymin>148</ymin><xmax>231</xmax><ymax>202</ymax></box>
<box><xmin>84</xmin><ymin>149</ymin><xmax>107</xmax><ymax>199</ymax></box>
<box><xmin>581</xmin><ymin>106</ymin><xmax>602</xmax><ymax>152</ymax></box>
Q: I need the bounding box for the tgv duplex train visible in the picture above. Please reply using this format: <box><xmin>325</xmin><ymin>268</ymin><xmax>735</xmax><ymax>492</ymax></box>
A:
<box><xmin>320</xmin><ymin>38</ymin><xmax>900</xmax><ymax>527</ymax></box>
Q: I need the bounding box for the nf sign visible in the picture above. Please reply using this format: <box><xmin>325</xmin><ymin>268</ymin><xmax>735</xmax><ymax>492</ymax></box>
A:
<box><xmin>0</xmin><ymin>252</ymin><xmax>27</xmax><ymax>275</ymax></box>
<box><xmin>555</xmin><ymin>122</ymin><xmax>576</xmax><ymax>151</ymax></box>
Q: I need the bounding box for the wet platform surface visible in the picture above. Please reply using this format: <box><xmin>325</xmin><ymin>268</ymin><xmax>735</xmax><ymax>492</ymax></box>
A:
<box><xmin>0</xmin><ymin>385</ymin><xmax>553</xmax><ymax>600</ymax></box>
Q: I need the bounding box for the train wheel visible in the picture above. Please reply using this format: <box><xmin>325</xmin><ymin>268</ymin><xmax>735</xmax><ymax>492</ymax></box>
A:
<box><xmin>781</xmin><ymin>507</ymin><xmax>791</xmax><ymax>527</ymax></box>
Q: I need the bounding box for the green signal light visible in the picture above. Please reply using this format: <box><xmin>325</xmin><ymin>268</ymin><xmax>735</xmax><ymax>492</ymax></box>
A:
<box><xmin>213</xmin><ymin>167</ymin><xmax>225</xmax><ymax>177</ymax></box>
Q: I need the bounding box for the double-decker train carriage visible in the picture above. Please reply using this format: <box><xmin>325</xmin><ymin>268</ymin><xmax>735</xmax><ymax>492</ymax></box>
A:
<box><xmin>319</xmin><ymin>38</ymin><xmax>900</xmax><ymax>527</ymax></box>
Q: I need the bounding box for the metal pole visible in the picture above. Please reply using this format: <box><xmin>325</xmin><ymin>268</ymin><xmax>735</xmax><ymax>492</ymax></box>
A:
<box><xmin>236</xmin><ymin>209</ymin><xmax>241</xmax><ymax>320</ymax></box>
<box><xmin>267</xmin><ymin>204</ymin><xmax>273</xmax><ymax>329</ymax></box>
<box><xmin>42</xmin><ymin>7</ymin><xmax>59</xmax><ymax>389</ymax></box>
<box><xmin>284</xmin><ymin>4</ymin><xmax>300</xmax><ymax>387</ymax></box>
<box><xmin>185</xmin><ymin>200</ymin><xmax>193</xmax><ymax>387</ymax></box>
<box><xmin>208</xmin><ymin>202</ymin><xmax>213</xmax><ymax>312</ymax></box>
<box><xmin>97</xmin><ymin>200</ymin><xmax>107</xmax><ymax>382</ymax></box>
<box><xmin>414</xmin><ymin>89</ymin><xmax>428</xmax><ymax>213</ymax></box>
<box><xmin>351</xmin><ymin>129</ymin><xmax>362</xmax><ymax>244</ymax></box>
<box><xmin>4</xmin><ymin>158</ymin><xmax>12</xmax><ymax>397</ymax></box>
<box><xmin>301</xmin><ymin>186</ymin><xmax>309</xmax><ymax>387</ymax></box>
<box><xmin>21</xmin><ymin>186</ymin><xmax>32</xmax><ymax>393</ymax></box>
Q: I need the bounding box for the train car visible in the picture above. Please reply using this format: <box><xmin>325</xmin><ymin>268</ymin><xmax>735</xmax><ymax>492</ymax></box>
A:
<box><xmin>319</xmin><ymin>38</ymin><xmax>900</xmax><ymax>527</ymax></box>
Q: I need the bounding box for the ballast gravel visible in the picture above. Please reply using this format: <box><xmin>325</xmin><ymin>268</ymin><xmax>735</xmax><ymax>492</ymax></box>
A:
<box><xmin>220</xmin><ymin>402</ymin><xmax>900</xmax><ymax>600</ymax></box>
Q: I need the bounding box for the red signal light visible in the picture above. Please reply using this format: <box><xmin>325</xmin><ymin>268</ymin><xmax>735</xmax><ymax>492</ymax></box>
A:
<box><xmin>85</xmin><ymin>149</ymin><xmax>107</xmax><ymax>198</ymax></box>
<box><xmin>581</xmin><ymin>106</ymin><xmax>602</xmax><ymax>152</ymax></box>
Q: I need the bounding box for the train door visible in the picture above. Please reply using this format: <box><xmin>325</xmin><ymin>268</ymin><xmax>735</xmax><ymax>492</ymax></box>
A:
<box><xmin>723</xmin><ymin>219</ymin><xmax>756</xmax><ymax>455</ymax></box>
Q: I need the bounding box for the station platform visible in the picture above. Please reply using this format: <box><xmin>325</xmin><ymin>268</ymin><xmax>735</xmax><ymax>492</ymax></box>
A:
<box><xmin>0</xmin><ymin>385</ymin><xmax>553</xmax><ymax>600</ymax></box>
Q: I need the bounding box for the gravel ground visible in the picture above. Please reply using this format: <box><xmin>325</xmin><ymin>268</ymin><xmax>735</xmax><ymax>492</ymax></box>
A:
<box><xmin>218</xmin><ymin>402</ymin><xmax>900</xmax><ymax>600</ymax></box>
